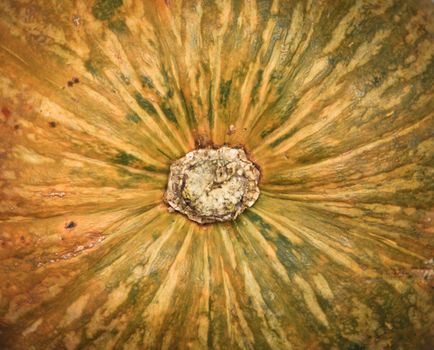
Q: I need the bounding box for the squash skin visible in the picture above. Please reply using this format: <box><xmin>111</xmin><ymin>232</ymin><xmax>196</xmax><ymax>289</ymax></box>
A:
<box><xmin>0</xmin><ymin>0</ymin><xmax>433</xmax><ymax>349</ymax></box>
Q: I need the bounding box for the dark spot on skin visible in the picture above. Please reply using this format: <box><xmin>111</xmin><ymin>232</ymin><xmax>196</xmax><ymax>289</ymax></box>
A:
<box><xmin>67</xmin><ymin>77</ymin><xmax>80</xmax><ymax>87</ymax></box>
<box><xmin>65</xmin><ymin>221</ymin><xmax>77</xmax><ymax>229</ymax></box>
<box><xmin>20</xmin><ymin>235</ymin><xmax>25</xmax><ymax>242</ymax></box>
<box><xmin>14</xmin><ymin>124</ymin><xmax>20</xmax><ymax>130</ymax></box>
<box><xmin>49</xmin><ymin>121</ymin><xmax>57</xmax><ymax>128</ymax></box>
<box><xmin>1</xmin><ymin>107</ymin><xmax>11</xmax><ymax>119</ymax></box>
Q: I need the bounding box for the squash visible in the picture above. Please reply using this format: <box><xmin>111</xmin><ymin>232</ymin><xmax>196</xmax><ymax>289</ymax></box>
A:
<box><xmin>0</xmin><ymin>0</ymin><xmax>433</xmax><ymax>349</ymax></box>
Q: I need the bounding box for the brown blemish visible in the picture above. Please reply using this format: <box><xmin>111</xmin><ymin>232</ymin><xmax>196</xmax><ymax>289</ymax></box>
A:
<box><xmin>67</xmin><ymin>77</ymin><xmax>80</xmax><ymax>87</ymax></box>
<box><xmin>65</xmin><ymin>221</ymin><xmax>77</xmax><ymax>230</ymax></box>
<box><xmin>49</xmin><ymin>121</ymin><xmax>57</xmax><ymax>128</ymax></box>
<box><xmin>194</xmin><ymin>134</ymin><xmax>206</xmax><ymax>149</ymax></box>
<box><xmin>1</xmin><ymin>107</ymin><xmax>11</xmax><ymax>119</ymax></box>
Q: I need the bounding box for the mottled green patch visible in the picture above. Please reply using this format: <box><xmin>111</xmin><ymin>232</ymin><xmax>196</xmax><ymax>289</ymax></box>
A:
<box><xmin>267</xmin><ymin>124</ymin><xmax>298</xmax><ymax>147</ymax></box>
<box><xmin>108</xmin><ymin>19</ymin><xmax>128</xmax><ymax>33</ymax></box>
<box><xmin>115</xmin><ymin>158</ymin><xmax>165</xmax><ymax>178</ymax></box>
<box><xmin>161</xmin><ymin>103</ymin><xmax>178</xmax><ymax>126</ymax></box>
<box><xmin>261</xmin><ymin>26</ymin><xmax>283</xmax><ymax>65</ymax></box>
<box><xmin>143</xmin><ymin>165</ymin><xmax>157</xmax><ymax>172</ymax></box>
<box><xmin>270</xmin><ymin>69</ymin><xmax>282</xmax><ymax>82</ymax></box>
<box><xmin>245</xmin><ymin>211</ymin><xmax>300</xmax><ymax>274</ymax></box>
<box><xmin>256</xmin><ymin>0</ymin><xmax>272</xmax><ymax>20</ymax></box>
<box><xmin>316</xmin><ymin>293</ymin><xmax>333</xmax><ymax>313</ymax></box>
<box><xmin>126</xmin><ymin>112</ymin><xmax>141</xmax><ymax>124</ymax></box>
<box><xmin>180</xmin><ymin>90</ymin><xmax>197</xmax><ymax>128</ymax></box>
<box><xmin>260</xmin><ymin>126</ymin><xmax>276</xmax><ymax>138</ymax></box>
<box><xmin>219</xmin><ymin>80</ymin><xmax>232</xmax><ymax>107</ymax></box>
<box><xmin>251</xmin><ymin>69</ymin><xmax>263</xmax><ymax>102</ymax></box>
<box><xmin>134</xmin><ymin>93</ymin><xmax>157</xmax><ymax>115</ymax></box>
<box><xmin>140</xmin><ymin>75</ymin><xmax>155</xmax><ymax>89</ymax></box>
<box><xmin>127</xmin><ymin>284</ymin><xmax>139</xmax><ymax>304</ymax></box>
<box><xmin>270</xmin><ymin>133</ymin><xmax>290</xmax><ymax>148</ymax></box>
<box><xmin>84</xmin><ymin>59</ymin><xmax>99</xmax><ymax>76</ymax></box>
<box><xmin>208</xmin><ymin>84</ymin><xmax>214</xmax><ymax>126</ymax></box>
<box><xmin>160</xmin><ymin>65</ymin><xmax>174</xmax><ymax>98</ymax></box>
<box><xmin>116</xmin><ymin>169</ymin><xmax>154</xmax><ymax>188</ymax></box>
<box><xmin>346</xmin><ymin>342</ymin><xmax>366</xmax><ymax>350</ymax></box>
<box><xmin>245</xmin><ymin>210</ymin><xmax>272</xmax><ymax>236</ymax></box>
<box><xmin>120</xmin><ymin>73</ymin><xmax>130</xmax><ymax>85</ymax></box>
<box><xmin>157</xmin><ymin>148</ymin><xmax>172</xmax><ymax>161</ymax></box>
<box><xmin>368</xmin><ymin>69</ymin><xmax>387</xmax><ymax>88</ymax></box>
<box><xmin>92</xmin><ymin>0</ymin><xmax>123</xmax><ymax>21</ymax></box>
<box><xmin>113</xmin><ymin>151</ymin><xmax>140</xmax><ymax>166</ymax></box>
<box><xmin>296</xmin><ymin>144</ymin><xmax>329</xmax><ymax>164</ymax></box>
<box><xmin>279</xmin><ymin>97</ymin><xmax>299</xmax><ymax>122</ymax></box>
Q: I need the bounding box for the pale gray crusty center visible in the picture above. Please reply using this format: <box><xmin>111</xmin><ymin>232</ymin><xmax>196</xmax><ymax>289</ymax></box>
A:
<box><xmin>165</xmin><ymin>147</ymin><xmax>260</xmax><ymax>224</ymax></box>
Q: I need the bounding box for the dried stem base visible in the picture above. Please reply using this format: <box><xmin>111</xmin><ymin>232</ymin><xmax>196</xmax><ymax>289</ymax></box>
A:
<box><xmin>165</xmin><ymin>147</ymin><xmax>260</xmax><ymax>224</ymax></box>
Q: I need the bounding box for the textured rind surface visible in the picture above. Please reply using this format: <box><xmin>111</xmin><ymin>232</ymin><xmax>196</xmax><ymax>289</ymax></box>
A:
<box><xmin>165</xmin><ymin>147</ymin><xmax>260</xmax><ymax>224</ymax></box>
<box><xmin>0</xmin><ymin>0</ymin><xmax>433</xmax><ymax>349</ymax></box>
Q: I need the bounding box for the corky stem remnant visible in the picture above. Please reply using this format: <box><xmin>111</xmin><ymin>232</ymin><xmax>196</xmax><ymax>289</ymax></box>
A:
<box><xmin>165</xmin><ymin>147</ymin><xmax>260</xmax><ymax>224</ymax></box>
